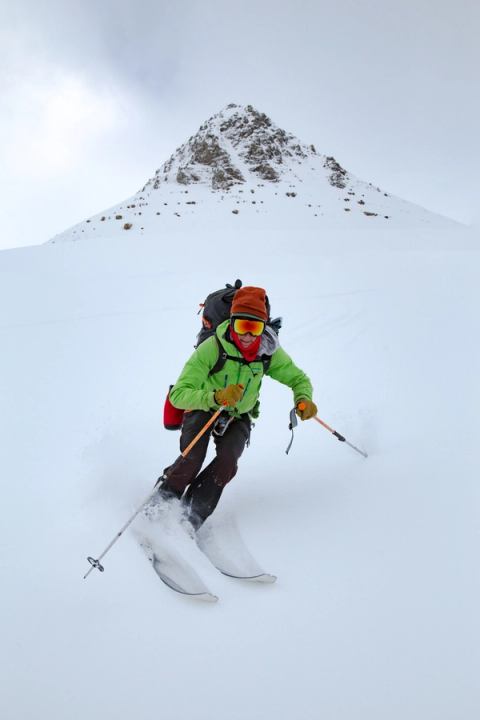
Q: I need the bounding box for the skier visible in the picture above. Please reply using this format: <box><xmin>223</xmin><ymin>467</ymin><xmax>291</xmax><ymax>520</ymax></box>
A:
<box><xmin>157</xmin><ymin>286</ymin><xmax>317</xmax><ymax>529</ymax></box>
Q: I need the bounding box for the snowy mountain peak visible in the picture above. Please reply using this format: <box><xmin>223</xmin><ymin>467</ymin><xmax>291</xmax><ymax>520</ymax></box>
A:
<box><xmin>143</xmin><ymin>103</ymin><xmax>346</xmax><ymax>192</ymax></box>
<box><xmin>49</xmin><ymin>103</ymin><xmax>459</xmax><ymax>244</ymax></box>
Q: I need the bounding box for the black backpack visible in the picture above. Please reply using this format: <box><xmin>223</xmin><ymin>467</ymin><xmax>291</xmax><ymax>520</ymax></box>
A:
<box><xmin>195</xmin><ymin>279</ymin><xmax>255</xmax><ymax>346</ymax></box>
<box><xmin>196</xmin><ymin>279</ymin><xmax>281</xmax><ymax>376</ymax></box>
<box><xmin>164</xmin><ymin>280</ymin><xmax>281</xmax><ymax>429</ymax></box>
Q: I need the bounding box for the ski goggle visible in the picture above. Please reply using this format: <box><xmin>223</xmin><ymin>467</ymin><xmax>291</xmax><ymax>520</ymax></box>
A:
<box><xmin>231</xmin><ymin>317</ymin><xmax>265</xmax><ymax>336</ymax></box>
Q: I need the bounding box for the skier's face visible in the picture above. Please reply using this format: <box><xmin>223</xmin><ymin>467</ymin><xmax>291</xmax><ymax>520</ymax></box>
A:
<box><xmin>236</xmin><ymin>332</ymin><xmax>257</xmax><ymax>349</ymax></box>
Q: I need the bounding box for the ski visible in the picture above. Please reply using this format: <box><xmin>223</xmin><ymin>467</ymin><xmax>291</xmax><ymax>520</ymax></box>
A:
<box><xmin>139</xmin><ymin>537</ymin><xmax>218</xmax><ymax>602</ymax></box>
<box><xmin>135</xmin><ymin>500</ymin><xmax>275</xmax><ymax>598</ymax></box>
<box><xmin>196</xmin><ymin>518</ymin><xmax>277</xmax><ymax>584</ymax></box>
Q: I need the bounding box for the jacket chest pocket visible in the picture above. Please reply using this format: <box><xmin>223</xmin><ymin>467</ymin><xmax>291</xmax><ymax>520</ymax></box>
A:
<box><xmin>219</xmin><ymin>362</ymin><xmax>264</xmax><ymax>389</ymax></box>
<box><xmin>241</xmin><ymin>366</ymin><xmax>264</xmax><ymax>392</ymax></box>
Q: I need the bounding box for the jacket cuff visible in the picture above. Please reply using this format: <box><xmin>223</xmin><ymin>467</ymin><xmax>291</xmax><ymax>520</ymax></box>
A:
<box><xmin>295</xmin><ymin>394</ymin><xmax>312</xmax><ymax>405</ymax></box>
<box><xmin>208</xmin><ymin>391</ymin><xmax>221</xmax><ymax>410</ymax></box>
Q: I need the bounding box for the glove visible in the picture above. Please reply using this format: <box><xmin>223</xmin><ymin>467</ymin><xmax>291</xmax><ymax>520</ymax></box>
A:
<box><xmin>215</xmin><ymin>384</ymin><xmax>244</xmax><ymax>407</ymax></box>
<box><xmin>296</xmin><ymin>399</ymin><xmax>318</xmax><ymax>421</ymax></box>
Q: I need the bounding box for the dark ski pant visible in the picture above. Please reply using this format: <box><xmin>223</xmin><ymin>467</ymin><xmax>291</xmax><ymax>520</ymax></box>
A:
<box><xmin>162</xmin><ymin>410</ymin><xmax>251</xmax><ymax>527</ymax></box>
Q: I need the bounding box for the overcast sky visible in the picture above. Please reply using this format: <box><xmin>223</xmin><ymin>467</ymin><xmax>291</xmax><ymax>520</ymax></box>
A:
<box><xmin>1</xmin><ymin>0</ymin><xmax>479</xmax><ymax>250</ymax></box>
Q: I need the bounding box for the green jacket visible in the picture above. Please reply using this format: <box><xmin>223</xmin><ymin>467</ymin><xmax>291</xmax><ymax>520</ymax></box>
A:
<box><xmin>170</xmin><ymin>320</ymin><xmax>313</xmax><ymax>418</ymax></box>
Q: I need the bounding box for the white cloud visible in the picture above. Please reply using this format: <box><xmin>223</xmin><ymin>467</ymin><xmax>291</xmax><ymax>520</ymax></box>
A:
<box><xmin>0</xmin><ymin>0</ymin><xmax>479</xmax><ymax>248</ymax></box>
<box><xmin>5</xmin><ymin>67</ymin><xmax>126</xmax><ymax>180</ymax></box>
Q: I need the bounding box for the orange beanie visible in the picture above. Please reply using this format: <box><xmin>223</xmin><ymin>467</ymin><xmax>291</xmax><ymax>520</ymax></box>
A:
<box><xmin>231</xmin><ymin>286</ymin><xmax>268</xmax><ymax>321</ymax></box>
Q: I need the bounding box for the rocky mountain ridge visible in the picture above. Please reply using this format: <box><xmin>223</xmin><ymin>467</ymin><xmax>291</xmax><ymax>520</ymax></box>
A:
<box><xmin>49</xmin><ymin>103</ymin><xmax>457</xmax><ymax>243</ymax></box>
<box><xmin>144</xmin><ymin>103</ymin><xmax>348</xmax><ymax>192</ymax></box>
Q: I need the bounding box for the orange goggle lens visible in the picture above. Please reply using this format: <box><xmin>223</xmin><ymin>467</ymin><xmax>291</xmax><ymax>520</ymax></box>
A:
<box><xmin>232</xmin><ymin>317</ymin><xmax>265</xmax><ymax>336</ymax></box>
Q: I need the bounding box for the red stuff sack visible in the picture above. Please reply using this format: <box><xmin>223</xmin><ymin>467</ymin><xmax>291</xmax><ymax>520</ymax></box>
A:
<box><xmin>163</xmin><ymin>386</ymin><xmax>184</xmax><ymax>430</ymax></box>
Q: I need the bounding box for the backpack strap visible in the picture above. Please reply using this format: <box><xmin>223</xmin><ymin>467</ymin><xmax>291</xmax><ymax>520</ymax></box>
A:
<box><xmin>259</xmin><ymin>354</ymin><xmax>272</xmax><ymax>374</ymax></box>
<box><xmin>208</xmin><ymin>336</ymin><xmax>247</xmax><ymax>376</ymax></box>
<box><xmin>208</xmin><ymin>335</ymin><xmax>272</xmax><ymax>377</ymax></box>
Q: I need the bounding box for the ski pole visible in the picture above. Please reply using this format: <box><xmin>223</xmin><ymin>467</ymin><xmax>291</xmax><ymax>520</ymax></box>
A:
<box><xmin>181</xmin><ymin>406</ymin><xmax>225</xmax><ymax>456</ymax></box>
<box><xmin>83</xmin><ymin>406</ymin><xmax>225</xmax><ymax>579</ymax></box>
<box><xmin>298</xmin><ymin>402</ymin><xmax>368</xmax><ymax>458</ymax></box>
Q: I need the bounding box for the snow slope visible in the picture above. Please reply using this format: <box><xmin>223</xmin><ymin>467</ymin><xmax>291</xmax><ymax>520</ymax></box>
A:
<box><xmin>1</xmin><ymin>215</ymin><xmax>479</xmax><ymax>719</ymax></box>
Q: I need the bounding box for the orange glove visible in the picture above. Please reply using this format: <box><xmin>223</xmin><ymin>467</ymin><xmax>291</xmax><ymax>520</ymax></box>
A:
<box><xmin>215</xmin><ymin>384</ymin><xmax>244</xmax><ymax>407</ymax></box>
<box><xmin>296</xmin><ymin>399</ymin><xmax>318</xmax><ymax>421</ymax></box>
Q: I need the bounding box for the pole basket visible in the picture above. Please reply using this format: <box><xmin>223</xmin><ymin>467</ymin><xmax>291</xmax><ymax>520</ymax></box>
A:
<box><xmin>87</xmin><ymin>556</ymin><xmax>105</xmax><ymax>573</ymax></box>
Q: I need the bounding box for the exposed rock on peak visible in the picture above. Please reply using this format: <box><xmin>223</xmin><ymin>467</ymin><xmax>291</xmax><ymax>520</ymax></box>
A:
<box><xmin>143</xmin><ymin>103</ymin><xmax>321</xmax><ymax>192</ymax></box>
<box><xmin>324</xmin><ymin>156</ymin><xmax>348</xmax><ymax>189</ymax></box>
